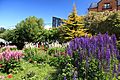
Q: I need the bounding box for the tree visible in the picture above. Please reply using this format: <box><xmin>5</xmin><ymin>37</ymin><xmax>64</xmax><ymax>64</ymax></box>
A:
<box><xmin>0</xmin><ymin>29</ymin><xmax>14</xmax><ymax>41</ymax></box>
<box><xmin>2</xmin><ymin>16</ymin><xmax>44</xmax><ymax>49</ymax></box>
<box><xmin>0</xmin><ymin>27</ymin><xmax>6</xmax><ymax>34</ymax></box>
<box><xmin>37</xmin><ymin>28</ymin><xmax>59</xmax><ymax>45</ymax></box>
<box><xmin>102</xmin><ymin>12</ymin><xmax>120</xmax><ymax>39</ymax></box>
<box><xmin>84</xmin><ymin>10</ymin><xmax>120</xmax><ymax>39</ymax></box>
<box><xmin>59</xmin><ymin>4</ymin><xmax>90</xmax><ymax>42</ymax></box>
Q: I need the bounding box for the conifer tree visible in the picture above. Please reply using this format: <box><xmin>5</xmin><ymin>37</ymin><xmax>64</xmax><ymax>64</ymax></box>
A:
<box><xmin>59</xmin><ymin>4</ymin><xmax>90</xmax><ymax>42</ymax></box>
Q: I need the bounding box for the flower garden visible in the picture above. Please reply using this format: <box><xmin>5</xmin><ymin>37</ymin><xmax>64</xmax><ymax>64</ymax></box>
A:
<box><xmin>0</xmin><ymin>4</ymin><xmax>120</xmax><ymax>80</ymax></box>
<box><xmin>0</xmin><ymin>33</ymin><xmax>119</xmax><ymax>80</ymax></box>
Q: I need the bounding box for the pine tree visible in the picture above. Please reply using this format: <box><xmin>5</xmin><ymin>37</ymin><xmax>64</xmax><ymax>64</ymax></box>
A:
<box><xmin>59</xmin><ymin>4</ymin><xmax>90</xmax><ymax>42</ymax></box>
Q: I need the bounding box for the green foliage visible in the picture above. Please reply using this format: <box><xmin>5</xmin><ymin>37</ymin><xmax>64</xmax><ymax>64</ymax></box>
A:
<box><xmin>14</xmin><ymin>16</ymin><xmax>44</xmax><ymax>42</ymax></box>
<box><xmin>0</xmin><ymin>16</ymin><xmax>44</xmax><ymax>49</ymax></box>
<box><xmin>48</xmin><ymin>55</ymin><xmax>75</xmax><ymax>80</ymax></box>
<box><xmin>117</xmin><ymin>40</ymin><xmax>120</xmax><ymax>50</ymax></box>
<box><xmin>85</xmin><ymin>10</ymin><xmax>120</xmax><ymax>39</ymax></box>
<box><xmin>0</xmin><ymin>27</ymin><xmax>6</xmax><ymax>34</ymax></box>
<box><xmin>0</xmin><ymin>29</ymin><xmax>14</xmax><ymax>42</ymax></box>
<box><xmin>37</xmin><ymin>28</ymin><xmax>59</xmax><ymax>44</ymax></box>
<box><xmin>0</xmin><ymin>60</ymin><xmax>56</xmax><ymax>80</ymax></box>
<box><xmin>59</xmin><ymin>4</ymin><xmax>90</xmax><ymax>42</ymax></box>
<box><xmin>23</xmin><ymin>47</ymin><xmax>49</xmax><ymax>63</ymax></box>
<box><xmin>47</xmin><ymin>47</ymin><xmax>65</xmax><ymax>56</ymax></box>
<box><xmin>0</xmin><ymin>59</ymin><xmax>22</xmax><ymax>74</ymax></box>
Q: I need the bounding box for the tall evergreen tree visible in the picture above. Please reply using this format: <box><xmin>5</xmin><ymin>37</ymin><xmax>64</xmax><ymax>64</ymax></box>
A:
<box><xmin>59</xmin><ymin>4</ymin><xmax>90</xmax><ymax>42</ymax></box>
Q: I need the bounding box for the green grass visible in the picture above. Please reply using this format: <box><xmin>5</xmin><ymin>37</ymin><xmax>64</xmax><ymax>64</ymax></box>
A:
<box><xmin>0</xmin><ymin>60</ymin><xmax>56</xmax><ymax>80</ymax></box>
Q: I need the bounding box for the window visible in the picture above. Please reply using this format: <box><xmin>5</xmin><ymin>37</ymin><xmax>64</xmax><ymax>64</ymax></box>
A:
<box><xmin>104</xmin><ymin>3</ymin><xmax>110</xmax><ymax>9</ymax></box>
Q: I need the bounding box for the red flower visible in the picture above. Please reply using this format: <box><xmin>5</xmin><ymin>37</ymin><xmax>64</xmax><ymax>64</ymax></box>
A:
<box><xmin>7</xmin><ymin>74</ymin><xmax>12</xmax><ymax>78</ymax></box>
<box><xmin>0</xmin><ymin>64</ymin><xmax>2</xmax><ymax>68</ymax></box>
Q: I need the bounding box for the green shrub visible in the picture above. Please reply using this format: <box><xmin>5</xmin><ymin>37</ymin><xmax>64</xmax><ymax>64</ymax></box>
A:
<box><xmin>23</xmin><ymin>47</ymin><xmax>49</xmax><ymax>63</ymax></box>
<box><xmin>117</xmin><ymin>40</ymin><xmax>120</xmax><ymax>50</ymax></box>
<box><xmin>48</xmin><ymin>55</ymin><xmax>75</xmax><ymax>80</ymax></box>
<box><xmin>47</xmin><ymin>47</ymin><xmax>66</xmax><ymax>56</ymax></box>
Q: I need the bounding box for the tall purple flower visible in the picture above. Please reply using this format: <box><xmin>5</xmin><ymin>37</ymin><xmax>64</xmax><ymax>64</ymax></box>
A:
<box><xmin>113</xmin><ymin>64</ymin><xmax>117</xmax><ymax>74</ymax></box>
<box><xmin>73</xmin><ymin>73</ymin><xmax>77</xmax><ymax>80</ymax></box>
<box><xmin>64</xmin><ymin>76</ymin><xmax>67</xmax><ymax>80</ymax></box>
<box><xmin>98</xmin><ymin>49</ymin><xmax>101</xmax><ymax>60</ymax></box>
<box><xmin>67</xmin><ymin>47</ymin><xmax>72</xmax><ymax>57</ymax></box>
<box><xmin>111</xmin><ymin>34</ymin><xmax>117</xmax><ymax>48</ymax></box>
<box><xmin>117</xmin><ymin>55</ymin><xmax>120</xmax><ymax>61</ymax></box>
<box><xmin>106</xmin><ymin>49</ymin><xmax>110</xmax><ymax>62</ymax></box>
<box><xmin>118</xmin><ymin>63</ymin><xmax>120</xmax><ymax>73</ymax></box>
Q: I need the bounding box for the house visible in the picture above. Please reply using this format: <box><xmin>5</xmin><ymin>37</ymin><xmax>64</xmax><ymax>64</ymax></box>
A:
<box><xmin>88</xmin><ymin>0</ymin><xmax>120</xmax><ymax>12</ymax></box>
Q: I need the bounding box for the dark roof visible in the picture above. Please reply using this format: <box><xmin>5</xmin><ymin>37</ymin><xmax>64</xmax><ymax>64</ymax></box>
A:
<box><xmin>89</xmin><ymin>0</ymin><xmax>120</xmax><ymax>9</ymax></box>
<box><xmin>89</xmin><ymin>2</ymin><xmax>98</xmax><ymax>8</ymax></box>
<box><xmin>118</xmin><ymin>0</ymin><xmax>120</xmax><ymax>5</ymax></box>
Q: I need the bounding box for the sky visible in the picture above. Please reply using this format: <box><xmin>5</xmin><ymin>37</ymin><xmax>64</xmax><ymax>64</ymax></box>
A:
<box><xmin>0</xmin><ymin>0</ymin><xmax>99</xmax><ymax>29</ymax></box>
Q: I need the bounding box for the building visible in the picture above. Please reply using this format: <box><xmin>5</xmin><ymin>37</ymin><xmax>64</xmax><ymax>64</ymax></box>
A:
<box><xmin>88</xmin><ymin>0</ymin><xmax>120</xmax><ymax>12</ymax></box>
<box><xmin>52</xmin><ymin>17</ymin><xmax>64</xmax><ymax>27</ymax></box>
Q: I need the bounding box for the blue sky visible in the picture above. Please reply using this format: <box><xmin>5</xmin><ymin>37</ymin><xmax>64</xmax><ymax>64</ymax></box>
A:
<box><xmin>0</xmin><ymin>0</ymin><xmax>98</xmax><ymax>29</ymax></box>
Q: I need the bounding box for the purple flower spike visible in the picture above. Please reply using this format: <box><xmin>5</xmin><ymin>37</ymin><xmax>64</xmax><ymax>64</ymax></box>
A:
<box><xmin>73</xmin><ymin>73</ymin><xmax>77</xmax><ymax>80</ymax></box>
<box><xmin>64</xmin><ymin>76</ymin><xmax>67</xmax><ymax>80</ymax></box>
<box><xmin>106</xmin><ymin>49</ymin><xmax>110</xmax><ymax>61</ymax></box>
<box><xmin>111</xmin><ymin>34</ymin><xmax>117</xmax><ymax>46</ymax></box>
<box><xmin>113</xmin><ymin>64</ymin><xmax>117</xmax><ymax>74</ymax></box>
<box><xmin>67</xmin><ymin>47</ymin><xmax>72</xmax><ymax>57</ymax></box>
<box><xmin>117</xmin><ymin>55</ymin><xmax>120</xmax><ymax>61</ymax></box>
<box><xmin>118</xmin><ymin>63</ymin><xmax>120</xmax><ymax>73</ymax></box>
<box><xmin>98</xmin><ymin>49</ymin><xmax>101</xmax><ymax>60</ymax></box>
<box><xmin>73</xmin><ymin>43</ymin><xmax>77</xmax><ymax>51</ymax></box>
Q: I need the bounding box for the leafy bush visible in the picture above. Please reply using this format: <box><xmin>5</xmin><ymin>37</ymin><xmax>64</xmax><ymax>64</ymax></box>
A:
<box><xmin>48</xmin><ymin>55</ymin><xmax>75</xmax><ymax>80</ymax></box>
<box><xmin>23</xmin><ymin>47</ymin><xmax>49</xmax><ymax>63</ymax></box>
<box><xmin>117</xmin><ymin>40</ymin><xmax>120</xmax><ymax>50</ymax></box>
<box><xmin>85</xmin><ymin>11</ymin><xmax>120</xmax><ymax>39</ymax></box>
<box><xmin>0</xmin><ymin>50</ymin><xmax>23</xmax><ymax>74</ymax></box>
<box><xmin>47</xmin><ymin>47</ymin><xmax>66</xmax><ymax>56</ymax></box>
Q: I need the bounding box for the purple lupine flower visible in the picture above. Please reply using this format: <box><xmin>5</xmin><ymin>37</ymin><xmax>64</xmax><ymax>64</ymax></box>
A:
<box><xmin>100</xmin><ymin>47</ymin><xmax>104</xmax><ymax>59</ymax></box>
<box><xmin>69</xmin><ymin>40</ymin><xmax>74</xmax><ymax>49</ymax></box>
<box><xmin>117</xmin><ymin>55</ymin><xmax>120</xmax><ymax>61</ymax></box>
<box><xmin>98</xmin><ymin>49</ymin><xmax>101</xmax><ymax>60</ymax></box>
<box><xmin>118</xmin><ymin>63</ymin><xmax>120</xmax><ymax>73</ymax></box>
<box><xmin>64</xmin><ymin>76</ymin><xmax>67</xmax><ymax>80</ymax></box>
<box><xmin>73</xmin><ymin>42</ymin><xmax>78</xmax><ymax>51</ymax></box>
<box><xmin>67</xmin><ymin>47</ymin><xmax>72</xmax><ymax>57</ymax></box>
<box><xmin>111</xmin><ymin>34</ymin><xmax>117</xmax><ymax>47</ymax></box>
<box><xmin>113</xmin><ymin>64</ymin><xmax>117</xmax><ymax>74</ymax></box>
<box><xmin>106</xmin><ymin>49</ymin><xmax>110</xmax><ymax>62</ymax></box>
<box><xmin>73</xmin><ymin>73</ymin><xmax>77</xmax><ymax>80</ymax></box>
<box><xmin>66</xmin><ymin>33</ymin><xmax>118</xmax><ymax>75</ymax></box>
<box><xmin>79</xmin><ymin>53</ymin><xmax>83</xmax><ymax>62</ymax></box>
<box><xmin>88</xmin><ymin>48</ymin><xmax>91</xmax><ymax>57</ymax></box>
<box><xmin>103</xmin><ymin>33</ymin><xmax>109</xmax><ymax>45</ymax></box>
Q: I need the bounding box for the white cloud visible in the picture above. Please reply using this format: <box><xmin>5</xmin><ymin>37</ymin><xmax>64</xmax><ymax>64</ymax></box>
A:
<box><xmin>44</xmin><ymin>25</ymin><xmax>52</xmax><ymax>30</ymax></box>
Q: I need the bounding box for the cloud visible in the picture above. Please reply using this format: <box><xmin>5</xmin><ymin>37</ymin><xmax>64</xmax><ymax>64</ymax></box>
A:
<box><xmin>44</xmin><ymin>25</ymin><xmax>52</xmax><ymax>30</ymax></box>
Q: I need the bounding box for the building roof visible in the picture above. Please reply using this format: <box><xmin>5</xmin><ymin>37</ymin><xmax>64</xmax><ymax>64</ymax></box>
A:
<box><xmin>89</xmin><ymin>2</ymin><xmax>98</xmax><ymax>8</ymax></box>
<box><xmin>89</xmin><ymin>0</ymin><xmax>120</xmax><ymax>9</ymax></box>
